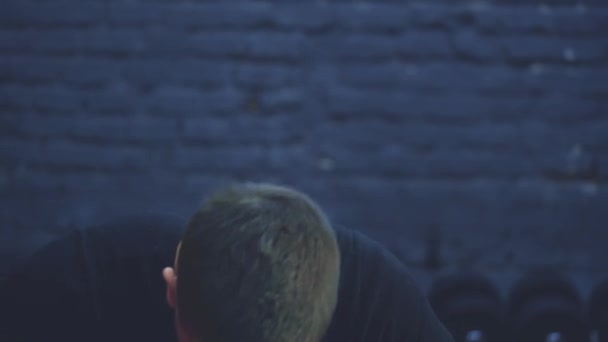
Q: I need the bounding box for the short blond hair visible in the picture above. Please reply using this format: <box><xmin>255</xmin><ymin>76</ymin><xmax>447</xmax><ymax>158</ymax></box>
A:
<box><xmin>177</xmin><ymin>182</ymin><xmax>340</xmax><ymax>342</ymax></box>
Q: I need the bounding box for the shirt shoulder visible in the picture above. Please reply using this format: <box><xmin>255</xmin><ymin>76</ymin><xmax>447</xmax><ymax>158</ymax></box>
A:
<box><xmin>326</xmin><ymin>227</ymin><xmax>454</xmax><ymax>342</ymax></box>
<box><xmin>0</xmin><ymin>213</ymin><xmax>186</xmax><ymax>341</ymax></box>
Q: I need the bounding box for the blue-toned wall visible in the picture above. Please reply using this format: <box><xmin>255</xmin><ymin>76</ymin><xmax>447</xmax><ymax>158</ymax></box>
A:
<box><xmin>1</xmin><ymin>1</ymin><xmax>607</xmax><ymax>290</ymax></box>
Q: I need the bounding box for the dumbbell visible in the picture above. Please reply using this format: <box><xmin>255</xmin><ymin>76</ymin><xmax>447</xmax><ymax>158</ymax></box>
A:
<box><xmin>589</xmin><ymin>280</ymin><xmax>608</xmax><ymax>342</ymax></box>
<box><xmin>507</xmin><ymin>269</ymin><xmax>589</xmax><ymax>342</ymax></box>
<box><xmin>429</xmin><ymin>272</ymin><xmax>504</xmax><ymax>342</ymax></box>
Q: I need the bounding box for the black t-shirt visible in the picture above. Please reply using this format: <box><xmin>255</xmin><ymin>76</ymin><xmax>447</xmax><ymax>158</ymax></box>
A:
<box><xmin>0</xmin><ymin>214</ymin><xmax>453</xmax><ymax>342</ymax></box>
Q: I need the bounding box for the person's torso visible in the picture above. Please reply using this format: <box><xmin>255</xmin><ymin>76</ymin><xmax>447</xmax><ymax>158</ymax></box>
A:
<box><xmin>1</xmin><ymin>214</ymin><xmax>453</xmax><ymax>342</ymax></box>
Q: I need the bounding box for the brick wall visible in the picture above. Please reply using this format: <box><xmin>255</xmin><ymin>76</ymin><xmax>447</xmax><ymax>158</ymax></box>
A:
<box><xmin>1</xmin><ymin>1</ymin><xmax>607</xmax><ymax>289</ymax></box>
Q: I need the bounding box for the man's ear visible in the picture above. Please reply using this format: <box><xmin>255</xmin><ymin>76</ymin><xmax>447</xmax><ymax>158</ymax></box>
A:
<box><xmin>162</xmin><ymin>267</ymin><xmax>177</xmax><ymax>310</ymax></box>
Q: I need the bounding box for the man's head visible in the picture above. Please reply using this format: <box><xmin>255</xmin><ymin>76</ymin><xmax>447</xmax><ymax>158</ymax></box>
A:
<box><xmin>163</xmin><ymin>182</ymin><xmax>341</xmax><ymax>342</ymax></box>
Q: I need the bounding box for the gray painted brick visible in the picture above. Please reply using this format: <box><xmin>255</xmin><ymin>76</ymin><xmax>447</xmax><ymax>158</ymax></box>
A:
<box><xmin>313</xmin><ymin>144</ymin><xmax>557</xmax><ymax>179</ymax></box>
<box><xmin>0</xmin><ymin>168</ymin><xmax>8</xmax><ymax>190</ymax></box>
<box><xmin>11</xmin><ymin>168</ymin><xmax>70</xmax><ymax>192</ymax></box>
<box><xmin>510</xmin><ymin>67</ymin><xmax>608</xmax><ymax>97</ymax></box>
<box><xmin>451</xmin><ymin>29</ymin><xmax>504</xmax><ymax>62</ymax></box>
<box><xmin>105</xmin><ymin>3</ymin><xmax>170</xmax><ymax>27</ymax></box>
<box><xmin>258</xmin><ymin>88</ymin><xmax>303</xmax><ymax>113</ymax></box>
<box><xmin>123</xmin><ymin>117</ymin><xmax>181</xmax><ymax>143</ymax></box>
<box><xmin>337</xmin><ymin>63</ymin><xmax>608</xmax><ymax>97</ymax></box>
<box><xmin>528</xmin><ymin>96</ymin><xmax>605</xmax><ymax>123</ymax></box>
<box><xmin>0</xmin><ymin>56</ymin><xmax>121</xmax><ymax>86</ymax></box>
<box><xmin>487</xmin><ymin>0</ymin><xmax>607</xmax><ymax>5</ymax></box>
<box><xmin>109</xmin><ymin>3</ymin><xmax>274</xmax><ymax>30</ymax></box>
<box><xmin>122</xmin><ymin>59</ymin><xmax>233</xmax><ymax>88</ymax></box>
<box><xmin>143</xmin><ymin>29</ymin><xmax>305</xmax><ymax>60</ymax></box>
<box><xmin>0</xmin><ymin>2</ymin><xmax>103</xmax><ymax>28</ymax></box>
<box><xmin>325</xmin><ymin>87</ymin><xmax>405</xmax><ymax>118</ymax></box>
<box><xmin>0</xmin><ymin>85</ymin><xmax>83</xmax><ymax>114</ymax></box>
<box><xmin>272</xmin><ymin>5</ymin><xmax>333</xmax><ymax>31</ymax></box>
<box><xmin>398</xmin><ymin>31</ymin><xmax>453</xmax><ymax>59</ymax></box>
<box><xmin>596</xmin><ymin>154</ymin><xmax>608</xmax><ymax>179</ymax></box>
<box><xmin>331</xmin><ymin>4</ymin><xmax>410</xmax><ymax>31</ymax></box>
<box><xmin>338</xmin><ymin>63</ymin><xmax>516</xmax><ymax>91</ymax></box>
<box><xmin>408</xmin><ymin>4</ymin><xmax>463</xmax><ymax>30</ymax></box>
<box><xmin>139</xmin><ymin>28</ymin><xmax>193</xmax><ymax>56</ymax></box>
<box><xmin>2</xmin><ymin>114</ymin><xmax>82</xmax><ymax>138</ymax></box>
<box><xmin>175</xmin><ymin>144</ymin><xmax>311</xmax><ymax>175</ymax></box>
<box><xmin>43</xmin><ymin>141</ymin><xmax>151</xmax><ymax>170</ymax></box>
<box><xmin>318</xmin><ymin>119</ymin><xmax>608</xmax><ymax>155</ymax></box>
<box><xmin>0</xmin><ymin>85</ymin><xmax>33</xmax><ymax>111</ymax></box>
<box><xmin>60</xmin><ymin>172</ymin><xmax>133</xmax><ymax>193</ymax></box>
<box><xmin>33</xmin><ymin>86</ymin><xmax>86</xmax><ymax>114</ymax></box>
<box><xmin>176</xmin><ymin>3</ymin><xmax>274</xmax><ymax>30</ymax></box>
<box><xmin>316</xmin><ymin>34</ymin><xmax>397</xmax><ymax>62</ymax></box>
<box><xmin>0</xmin><ymin>139</ymin><xmax>43</xmax><ymax>164</ymax></box>
<box><xmin>300</xmin><ymin>178</ymin><xmax>608</xmax><ymax>239</ymax></box>
<box><xmin>311</xmin><ymin>120</ymin><xmax>604</xmax><ymax>153</ymax></box>
<box><xmin>235</xmin><ymin>64</ymin><xmax>303</xmax><ymax>89</ymax></box>
<box><xmin>150</xmin><ymin>31</ymin><xmax>310</xmax><ymax>60</ymax></box>
<box><xmin>82</xmin><ymin>84</ymin><xmax>138</xmax><ymax>115</ymax></box>
<box><xmin>474</xmin><ymin>7</ymin><xmax>608</xmax><ymax>35</ymax></box>
<box><xmin>247</xmin><ymin>32</ymin><xmax>310</xmax><ymax>61</ymax></box>
<box><xmin>184</xmin><ymin>174</ymin><xmax>228</xmax><ymax>195</ymax></box>
<box><xmin>326</xmin><ymin>88</ymin><xmax>534</xmax><ymax>122</ymax></box>
<box><xmin>145</xmin><ymin>86</ymin><xmax>244</xmax><ymax>116</ymax></box>
<box><xmin>519</xmin><ymin>122</ymin><xmax>608</xmax><ymax>151</ymax></box>
<box><xmin>0</xmin><ymin>29</ymin><xmax>145</xmax><ymax>55</ymax></box>
<box><xmin>182</xmin><ymin>116</ymin><xmax>302</xmax><ymax>144</ymax></box>
<box><xmin>4</xmin><ymin>114</ymin><xmax>179</xmax><ymax>143</ymax></box>
<box><xmin>336</xmin><ymin>62</ymin><xmax>417</xmax><ymax>88</ymax></box>
<box><xmin>174</xmin><ymin>145</ymin><xmax>267</xmax><ymax>172</ymax></box>
<box><xmin>503</xmin><ymin>36</ymin><xmax>607</xmax><ymax>63</ymax></box>
<box><xmin>122</xmin><ymin>3</ymin><xmax>333</xmax><ymax>32</ymax></box>
<box><xmin>108</xmin><ymin>3</ymin><xmax>392</xmax><ymax>32</ymax></box>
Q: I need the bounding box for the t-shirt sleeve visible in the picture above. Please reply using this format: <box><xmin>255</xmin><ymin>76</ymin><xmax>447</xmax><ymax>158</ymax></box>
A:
<box><xmin>335</xmin><ymin>229</ymin><xmax>454</xmax><ymax>342</ymax></box>
<box><xmin>0</xmin><ymin>214</ymin><xmax>185</xmax><ymax>342</ymax></box>
<box><xmin>375</xmin><ymin>248</ymin><xmax>455</xmax><ymax>342</ymax></box>
<box><xmin>0</xmin><ymin>230</ymin><xmax>101</xmax><ymax>340</ymax></box>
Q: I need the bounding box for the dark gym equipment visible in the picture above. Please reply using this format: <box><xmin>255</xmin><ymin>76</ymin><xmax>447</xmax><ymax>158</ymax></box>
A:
<box><xmin>507</xmin><ymin>269</ymin><xmax>590</xmax><ymax>342</ymax></box>
<box><xmin>429</xmin><ymin>272</ymin><xmax>504</xmax><ymax>342</ymax></box>
<box><xmin>589</xmin><ymin>280</ymin><xmax>608</xmax><ymax>342</ymax></box>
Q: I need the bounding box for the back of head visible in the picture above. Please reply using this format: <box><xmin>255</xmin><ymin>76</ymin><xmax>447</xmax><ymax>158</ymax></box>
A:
<box><xmin>176</xmin><ymin>182</ymin><xmax>341</xmax><ymax>342</ymax></box>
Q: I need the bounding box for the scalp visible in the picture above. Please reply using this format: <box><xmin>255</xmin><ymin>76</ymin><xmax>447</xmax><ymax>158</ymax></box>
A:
<box><xmin>177</xmin><ymin>182</ymin><xmax>341</xmax><ymax>342</ymax></box>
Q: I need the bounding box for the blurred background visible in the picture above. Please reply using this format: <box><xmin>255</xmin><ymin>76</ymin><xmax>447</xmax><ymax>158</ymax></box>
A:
<box><xmin>0</xmin><ymin>0</ymin><xmax>606</xmax><ymax>297</ymax></box>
